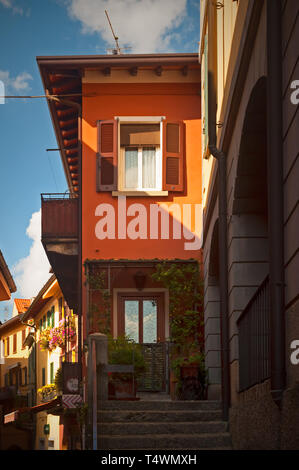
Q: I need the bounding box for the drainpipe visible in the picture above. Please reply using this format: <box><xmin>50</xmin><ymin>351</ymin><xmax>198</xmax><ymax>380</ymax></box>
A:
<box><xmin>207</xmin><ymin>0</ymin><xmax>230</xmax><ymax>420</ymax></box>
<box><xmin>266</xmin><ymin>0</ymin><xmax>285</xmax><ymax>407</ymax></box>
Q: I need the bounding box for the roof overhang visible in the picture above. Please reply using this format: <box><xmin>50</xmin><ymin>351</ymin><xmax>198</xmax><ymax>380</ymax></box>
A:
<box><xmin>0</xmin><ymin>250</ymin><xmax>16</xmax><ymax>300</ymax></box>
<box><xmin>22</xmin><ymin>274</ymin><xmax>56</xmax><ymax>322</ymax></box>
<box><xmin>37</xmin><ymin>53</ymin><xmax>200</xmax><ymax>194</ymax></box>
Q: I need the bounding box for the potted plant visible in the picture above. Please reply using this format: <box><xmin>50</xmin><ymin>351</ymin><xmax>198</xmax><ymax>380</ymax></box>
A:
<box><xmin>171</xmin><ymin>351</ymin><xmax>207</xmax><ymax>400</ymax></box>
<box><xmin>37</xmin><ymin>383</ymin><xmax>57</xmax><ymax>402</ymax></box>
<box><xmin>39</xmin><ymin>327</ymin><xmax>51</xmax><ymax>351</ymax></box>
<box><xmin>108</xmin><ymin>335</ymin><xmax>146</xmax><ymax>400</ymax></box>
<box><xmin>48</xmin><ymin>316</ymin><xmax>76</xmax><ymax>350</ymax></box>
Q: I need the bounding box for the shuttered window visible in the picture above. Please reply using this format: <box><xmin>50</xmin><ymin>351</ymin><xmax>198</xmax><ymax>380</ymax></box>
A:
<box><xmin>50</xmin><ymin>362</ymin><xmax>54</xmax><ymax>383</ymax></box>
<box><xmin>13</xmin><ymin>334</ymin><xmax>17</xmax><ymax>354</ymax></box>
<box><xmin>47</xmin><ymin>310</ymin><xmax>51</xmax><ymax>327</ymax></box>
<box><xmin>162</xmin><ymin>121</ymin><xmax>184</xmax><ymax>192</ymax></box>
<box><xmin>22</xmin><ymin>328</ymin><xmax>26</xmax><ymax>348</ymax></box>
<box><xmin>51</xmin><ymin>306</ymin><xmax>55</xmax><ymax>327</ymax></box>
<box><xmin>5</xmin><ymin>337</ymin><xmax>10</xmax><ymax>356</ymax></box>
<box><xmin>42</xmin><ymin>367</ymin><xmax>46</xmax><ymax>386</ymax></box>
<box><xmin>59</xmin><ymin>297</ymin><xmax>63</xmax><ymax>321</ymax></box>
<box><xmin>97</xmin><ymin>120</ymin><xmax>118</xmax><ymax>191</ymax></box>
<box><xmin>97</xmin><ymin>118</ymin><xmax>185</xmax><ymax>193</ymax></box>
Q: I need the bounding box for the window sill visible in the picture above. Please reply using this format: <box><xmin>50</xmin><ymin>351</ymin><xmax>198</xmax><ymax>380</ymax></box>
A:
<box><xmin>112</xmin><ymin>190</ymin><xmax>169</xmax><ymax>197</ymax></box>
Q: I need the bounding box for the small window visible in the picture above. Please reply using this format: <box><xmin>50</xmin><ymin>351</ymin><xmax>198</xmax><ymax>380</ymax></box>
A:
<box><xmin>50</xmin><ymin>362</ymin><xmax>54</xmax><ymax>384</ymax></box>
<box><xmin>22</xmin><ymin>329</ymin><xmax>26</xmax><ymax>349</ymax></box>
<box><xmin>58</xmin><ymin>297</ymin><xmax>63</xmax><ymax>321</ymax></box>
<box><xmin>47</xmin><ymin>311</ymin><xmax>51</xmax><ymax>328</ymax></box>
<box><xmin>5</xmin><ymin>337</ymin><xmax>10</xmax><ymax>356</ymax></box>
<box><xmin>13</xmin><ymin>334</ymin><xmax>17</xmax><ymax>354</ymax></box>
<box><xmin>97</xmin><ymin>118</ymin><xmax>184</xmax><ymax>193</ymax></box>
<box><xmin>43</xmin><ymin>315</ymin><xmax>46</xmax><ymax>330</ymax></box>
<box><xmin>42</xmin><ymin>367</ymin><xmax>46</xmax><ymax>387</ymax></box>
<box><xmin>51</xmin><ymin>306</ymin><xmax>55</xmax><ymax>327</ymax></box>
<box><xmin>120</xmin><ymin>123</ymin><xmax>161</xmax><ymax>191</ymax></box>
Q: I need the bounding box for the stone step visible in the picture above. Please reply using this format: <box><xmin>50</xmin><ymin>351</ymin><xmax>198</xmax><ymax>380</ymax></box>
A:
<box><xmin>98</xmin><ymin>420</ymin><xmax>227</xmax><ymax>435</ymax></box>
<box><xmin>99</xmin><ymin>400</ymin><xmax>222</xmax><ymax>411</ymax></box>
<box><xmin>98</xmin><ymin>432</ymin><xmax>232</xmax><ymax>450</ymax></box>
<box><xmin>98</xmin><ymin>409</ymin><xmax>223</xmax><ymax>423</ymax></box>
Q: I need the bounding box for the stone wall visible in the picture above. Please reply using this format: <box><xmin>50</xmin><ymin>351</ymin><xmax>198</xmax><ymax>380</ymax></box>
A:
<box><xmin>229</xmin><ymin>380</ymin><xmax>299</xmax><ymax>449</ymax></box>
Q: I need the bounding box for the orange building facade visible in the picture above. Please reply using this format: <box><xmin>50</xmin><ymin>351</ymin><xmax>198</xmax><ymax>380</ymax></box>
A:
<box><xmin>38</xmin><ymin>54</ymin><xmax>202</xmax><ymax>394</ymax></box>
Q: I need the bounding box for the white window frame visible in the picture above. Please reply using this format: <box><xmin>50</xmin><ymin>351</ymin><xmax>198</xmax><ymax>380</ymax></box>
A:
<box><xmin>121</xmin><ymin>145</ymin><xmax>162</xmax><ymax>192</ymax></box>
<box><xmin>115</xmin><ymin>116</ymin><xmax>165</xmax><ymax>194</ymax></box>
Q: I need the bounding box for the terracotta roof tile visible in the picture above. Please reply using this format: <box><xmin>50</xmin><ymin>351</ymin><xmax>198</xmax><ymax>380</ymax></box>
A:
<box><xmin>14</xmin><ymin>298</ymin><xmax>31</xmax><ymax>314</ymax></box>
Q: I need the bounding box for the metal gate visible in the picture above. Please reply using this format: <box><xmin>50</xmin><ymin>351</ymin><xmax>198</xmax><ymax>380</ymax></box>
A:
<box><xmin>137</xmin><ymin>342</ymin><xmax>169</xmax><ymax>392</ymax></box>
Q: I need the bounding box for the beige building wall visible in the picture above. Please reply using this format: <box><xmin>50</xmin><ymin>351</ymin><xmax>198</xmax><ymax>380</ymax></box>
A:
<box><xmin>32</xmin><ymin>281</ymin><xmax>77</xmax><ymax>450</ymax></box>
<box><xmin>200</xmin><ymin>0</ymin><xmax>246</xmax><ymax>208</ymax></box>
<box><xmin>33</xmin><ymin>285</ymin><xmax>64</xmax><ymax>451</ymax></box>
<box><xmin>0</xmin><ymin>321</ymin><xmax>29</xmax><ymax>391</ymax></box>
<box><xmin>201</xmin><ymin>0</ymin><xmax>299</xmax><ymax>449</ymax></box>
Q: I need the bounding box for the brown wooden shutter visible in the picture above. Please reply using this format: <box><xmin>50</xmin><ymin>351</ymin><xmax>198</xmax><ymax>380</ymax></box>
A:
<box><xmin>97</xmin><ymin>120</ymin><xmax>118</xmax><ymax>191</ymax></box>
<box><xmin>162</xmin><ymin>120</ymin><xmax>184</xmax><ymax>192</ymax></box>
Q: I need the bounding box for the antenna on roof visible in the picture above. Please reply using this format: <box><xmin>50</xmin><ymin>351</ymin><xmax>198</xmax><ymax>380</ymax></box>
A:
<box><xmin>105</xmin><ymin>9</ymin><xmax>131</xmax><ymax>55</ymax></box>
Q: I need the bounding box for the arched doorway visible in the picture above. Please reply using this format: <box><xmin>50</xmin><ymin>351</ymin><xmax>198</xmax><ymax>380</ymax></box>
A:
<box><xmin>230</xmin><ymin>76</ymin><xmax>269</xmax><ymax>393</ymax></box>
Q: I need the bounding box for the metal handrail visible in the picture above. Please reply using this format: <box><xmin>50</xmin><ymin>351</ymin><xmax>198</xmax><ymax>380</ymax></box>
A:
<box><xmin>41</xmin><ymin>192</ymin><xmax>78</xmax><ymax>201</ymax></box>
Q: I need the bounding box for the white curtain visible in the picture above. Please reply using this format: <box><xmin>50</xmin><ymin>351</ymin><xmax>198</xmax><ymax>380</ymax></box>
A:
<box><xmin>125</xmin><ymin>148</ymin><xmax>138</xmax><ymax>188</ymax></box>
<box><xmin>142</xmin><ymin>147</ymin><xmax>156</xmax><ymax>188</ymax></box>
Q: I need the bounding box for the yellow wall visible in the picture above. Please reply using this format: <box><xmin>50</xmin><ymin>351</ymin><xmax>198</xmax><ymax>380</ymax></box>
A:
<box><xmin>30</xmin><ymin>282</ymin><xmax>77</xmax><ymax>450</ymax></box>
<box><xmin>0</xmin><ymin>322</ymin><xmax>29</xmax><ymax>390</ymax></box>
<box><xmin>199</xmin><ymin>0</ymin><xmax>247</xmax><ymax>208</ymax></box>
<box><xmin>36</xmin><ymin>412</ymin><xmax>61</xmax><ymax>451</ymax></box>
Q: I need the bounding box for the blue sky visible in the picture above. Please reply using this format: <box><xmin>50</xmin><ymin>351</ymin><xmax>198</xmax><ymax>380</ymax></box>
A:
<box><xmin>0</xmin><ymin>0</ymin><xmax>200</xmax><ymax>321</ymax></box>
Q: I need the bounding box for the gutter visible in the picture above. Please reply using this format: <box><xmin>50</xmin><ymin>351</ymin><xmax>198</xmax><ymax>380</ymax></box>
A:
<box><xmin>266</xmin><ymin>0</ymin><xmax>285</xmax><ymax>407</ymax></box>
<box><xmin>207</xmin><ymin>0</ymin><xmax>230</xmax><ymax>421</ymax></box>
<box><xmin>36</xmin><ymin>53</ymin><xmax>199</xmax><ymax>69</ymax></box>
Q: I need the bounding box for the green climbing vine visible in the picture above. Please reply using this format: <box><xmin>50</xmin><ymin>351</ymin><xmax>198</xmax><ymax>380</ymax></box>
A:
<box><xmin>84</xmin><ymin>263</ymin><xmax>111</xmax><ymax>334</ymax></box>
<box><xmin>151</xmin><ymin>261</ymin><xmax>205</xmax><ymax>380</ymax></box>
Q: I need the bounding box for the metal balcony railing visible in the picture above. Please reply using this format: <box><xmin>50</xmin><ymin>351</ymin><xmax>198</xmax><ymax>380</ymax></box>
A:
<box><xmin>237</xmin><ymin>275</ymin><xmax>270</xmax><ymax>392</ymax></box>
<box><xmin>41</xmin><ymin>193</ymin><xmax>78</xmax><ymax>239</ymax></box>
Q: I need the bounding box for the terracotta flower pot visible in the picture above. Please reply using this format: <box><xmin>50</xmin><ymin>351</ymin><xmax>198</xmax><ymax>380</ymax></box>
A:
<box><xmin>108</xmin><ymin>374</ymin><xmax>139</xmax><ymax>400</ymax></box>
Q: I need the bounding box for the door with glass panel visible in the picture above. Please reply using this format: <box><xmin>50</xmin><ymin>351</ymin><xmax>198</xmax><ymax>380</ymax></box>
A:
<box><xmin>117</xmin><ymin>293</ymin><xmax>167</xmax><ymax>392</ymax></box>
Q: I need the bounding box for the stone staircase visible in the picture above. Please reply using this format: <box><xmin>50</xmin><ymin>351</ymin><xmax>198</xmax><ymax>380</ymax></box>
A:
<box><xmin>97</xmin><ymin>400</ymin><xmax>232</xmax><ymax>450</ymax></box>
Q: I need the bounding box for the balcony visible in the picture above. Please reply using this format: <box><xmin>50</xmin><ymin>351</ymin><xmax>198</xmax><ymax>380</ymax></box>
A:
<box><xmin>41</xmin><ymin>193</ymin><xmax>78</xmax><ymax>240</ymax></box>
<box><xmin>41</xmin><ymin>194</ymin><xmax>79</xmax><ymax>311</ymax></box>
<box><xmin>237</xmin><ymin>275</ymin><xmax>270</xmax><ymax>392</ymax></box>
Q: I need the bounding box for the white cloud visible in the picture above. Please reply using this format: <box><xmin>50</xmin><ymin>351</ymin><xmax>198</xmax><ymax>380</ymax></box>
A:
<box><xmin>0</xmin><ymin>0</ymin><xmax>24</xmax><ymax>15</ymax></box>
<box><xmin>0</xmin><ymin>70</ymin><xmax>33</xmax><ymax>95</ymax></box>
<box><xmin>12</xmin><ymin>210</ymin><xmax>51</xmax><ymax>299</ymax></box>
<box><xmin>67</xmin><ymin>0</ymin><xmax>187</xmax><ymax>53</ymax></box>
